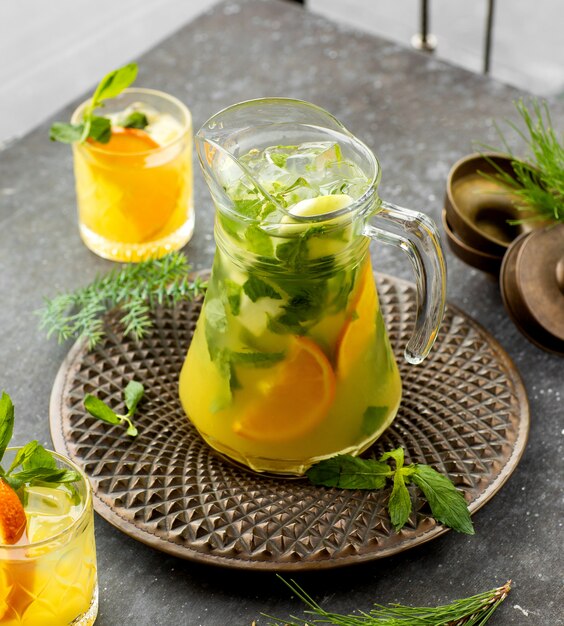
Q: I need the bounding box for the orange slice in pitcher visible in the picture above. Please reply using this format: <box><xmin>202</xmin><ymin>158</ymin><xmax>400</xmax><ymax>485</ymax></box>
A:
<box><xmin>0</xmin><ymin>479</ymin><xmax>26</xmax><ymax>545</ymax></box>
<box><xmin>233</xmin><ymin>336</ymin><xmax>336</xmax><ymax>442</ymax></box>
<box><xmin>336</xmin><ymin>259</ymin><xmax>378</xmax><ymax>378</ymax></box>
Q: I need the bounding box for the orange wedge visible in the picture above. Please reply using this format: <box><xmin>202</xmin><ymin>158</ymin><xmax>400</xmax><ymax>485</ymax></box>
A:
<box><xmin>233</xmin><ymin>336</ymin><xmax>336</xmax><ymax>442</ymax></box>
<box><xmin>89</xmin><ymin>126</ymin><xmax>160</xmax><ymax>153</ymax></box>
<box><xmin>0</xmin><ymin>480</ymin><xmax>33</xmax><ymax>622</ymax></box>
<box><xmin>0</xmin><ymin>479</ymin><xmax>26</xmax><ymax>545</ymax></box>
<box><xmin>335</xmin><ymin>259</ymin><xmax>378</xmax><ymax>378</ymax></box>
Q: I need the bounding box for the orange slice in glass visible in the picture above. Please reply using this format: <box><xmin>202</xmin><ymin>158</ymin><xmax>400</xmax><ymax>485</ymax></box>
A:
<box><xmin>233</xmin><ymin>336</ymin><xmax>336</xmax><ymax>442</ymax></box>
<box><xmin>0</xmin><ymin>479</ymin><xmax>26</xmax><ymax>545</ymax></box>
<box><xmin>90</xmin><ymin>126</ymin><xmax>160</xmax><ymax>153</ymax></box>
<box><xmin>336</xmin><ymin>259</ymin><xmax>378</xmax><ymax>378</ymax></box>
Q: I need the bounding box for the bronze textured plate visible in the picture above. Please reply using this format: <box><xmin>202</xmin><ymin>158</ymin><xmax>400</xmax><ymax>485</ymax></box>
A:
<box><xmin>49</xmin><ymin>274</ymin><xmax>529</xmax><ymax>570</ymax></box>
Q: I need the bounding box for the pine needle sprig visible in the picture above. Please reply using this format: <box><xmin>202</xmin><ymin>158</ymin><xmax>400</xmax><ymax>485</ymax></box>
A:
<box><xmin>38</xmin><ymin>252</ymin><xmax>207</xmax><ymax>349</ymax></box>
<box><xmin>266</xmin><ymin>576</ymin><xmax>511</xmax><ymax>626</ymax></box>
<box><xmin>481</xmin><ymin>98</ymin><xmax>564</xmax><ymax>224</ymax></box>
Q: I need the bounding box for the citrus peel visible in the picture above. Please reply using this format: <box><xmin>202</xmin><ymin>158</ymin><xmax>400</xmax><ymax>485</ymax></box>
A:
<box><xmin>336</xmin><ymin>259</ymin><xmax>378</xmax><ymax>378</ymax></box>
<box><xmin>0</xmin><ymin>479</ymin><xmax>26</xmax><ymax>545</ymax></box>
<box><xmin>89</xmin><ymin>126</ymin><xmax>160</xmax><ymax>153</ymax></box>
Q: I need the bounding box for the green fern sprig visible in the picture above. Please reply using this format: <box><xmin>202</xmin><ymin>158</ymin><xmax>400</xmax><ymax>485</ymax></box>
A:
<box><xmin>267</xmin><ymin>577</ymin><xmax>511</xmax><ymax>626</ymax></box>
<box><xmin>38</xmin><ymin>252</ymin><xmax>206</xmax><ymax>349</ymax></box>
<box><xmin>481</xmin><ymin>98</ymin><xmax>564</xmax><ymax>224</ymax></box>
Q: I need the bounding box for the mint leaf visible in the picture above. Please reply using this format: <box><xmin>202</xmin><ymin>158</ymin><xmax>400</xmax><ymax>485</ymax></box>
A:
<box><xmin>50</xmin><ymin>62</ymin><xmax>138</xmax><ymax>144</ymax></box>
<box><xmin>8</xmin><ymin>440</ymin><xmax>39</xmax><ymax>473</ymax></box>
<box><xmin>243</xmin><ymin>276</ymin><xmax>282</xmax><ymax>302</ymax></box>
<box><xmin>84</xmin><ymin>381</ymin><xmax>142</xmax><ymax>437</ymax></box>
<box><xmin>88</xmin><ymin>116</ymin><xmax>112</xmax><ymax>143</ymax></box>
<box><xmin>205</xmin><ymin>298</ymin><xmax>228</xmax><ymax>332</ymax></box>
<box><xmin>92</xmin><ymin>63</ymin><xmax>138</xmax><ymax>103</ymax></box>
<box><xmin>245</xmin><ymin>224</ymin><xmax>274</xmax><ymax>256</ymax></box>
<box><xmin>410</xmin><ymin>464</ymin><xmax>475</xmax><ymax>535</ymax></box>
<box><xmin>380</xmin><ymin>446</ymin><xmax>405</xmax><ymax>469</ymax></box>
<box><xmin>276</xmin><ymin>238</ymin><xmax>308</xmax><ymax>271</ymax></box>
<box><xmin>388</xmin><ymin>470</ymin><xmax>412</xmax><ymax>531</ymax></box>
<box><xmin>49</xmin><ymin>122</ymin><xmax>84</xmax><ymax>144</ymax></box>
<box><xmin>122</xmin><ymin>111</ymin><xmax>149</xmax><ymax>129</ymax></box>
<box><xmin>23</xmin><ymin>444</ymin><xmax>58</xmax><ymax>471</ymax></box>
<box><xmin>231</xmin><ymin>351</ymin><xmax>285</xmax><ymax>367</ymax></box>
<box><xmin>0</xmin><ymin>393</ymin><xmax>80</xmax><ymax>489</ymax></box>
<box><xmin>306</xmin><ymin>455</ymin><xmax>391</xmax><ymax>490</ymax></box>
<box><xmin>362</xmin><ymin>406</ymin><xmax>388</xmax><ymax>436</ymax></box>
<box><xmin>269</xmin><ymin>281</ymin><xmax>327</xmax><ymax>333</ymax></box>
<box><xmin>84</xmin><ymin>395</ymin><xmax>121</xmax><ymax>425</ymax></box>
<box><xmin>0</xmin><ymin>392</ymin><xmax>15</xmax><ymax>462</ymax></box>
<box><xmin>233</xmin><ymin>198</ymin><xmax>263</xmax><ymax>219</ymax></box>
<box><xmin>9</xmin><ymin>467</ymin><xmax>80</xmax><ymax>489</ymax></box>
<box><xmin>124</xmin><ymin>381</ymin><xmax>144</xmax><ymax>415</ymax></box>
<box><xmin>225</xmin><ymin>280</ymin><xmax>242</xmax><ymax>316</ymax></box>
<box><xmin>270</xmin><ymin>153</ymin><xmax>288</xmax><ymax>167</ymax></box>
<box><xmin>307</xmin><ymin>448</ymin><xmax>474</xmax><ymax>535</ymax></box>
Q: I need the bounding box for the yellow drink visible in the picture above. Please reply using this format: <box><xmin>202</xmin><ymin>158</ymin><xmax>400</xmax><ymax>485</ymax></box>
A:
<box><xmin>180</xmin><ymin>253</ymin><xmax>401</xmax><ymax>475</ymax></box>
<box><xmin>72</xmin><ymin>88</ymin><xmax>193</xmax><ymax>262</ymax></box>
<box><xmin>0</xmin><ymin>451</ymin><xmax>97</xmax><ymax>625</ymax></box>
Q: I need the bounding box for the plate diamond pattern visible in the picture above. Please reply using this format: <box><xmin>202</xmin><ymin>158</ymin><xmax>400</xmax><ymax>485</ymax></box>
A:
<box><xmin>49</xmin><ymin>274</ymin><xmax>529</xmax><ymax>570</ymax></box>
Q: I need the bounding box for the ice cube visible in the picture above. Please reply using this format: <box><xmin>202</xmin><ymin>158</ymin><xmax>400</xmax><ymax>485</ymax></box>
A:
<box><xmin>280</xmin><ymin>177</ymin><xmax>318</xmax><ymax>208</ymax></box>
<box><xmin>24</xmin><ymin>486</ymin><xmax>80</xmax><ymax>544</ymax></box>
<box><xmin>24</xmin><ymin>486</ymin><xmax>72</xmax><ymax>517</ymax></box>
<box><xmin>313</xmin><ymin>142</ymin><xmax>342</xmax><ymax>171</ymax></box>
<box><xmin>26</xmin><ymin>514</ymin><xmax>76</xmax><ymax>544</ymax></box>
<box><xmin>146</xmin><ymin>112</ymin><xmax>183</xmax><ymax>145</ymax></box>
<box><xmin>264</xmin><ymin>145</ymin><xmax>298</xmax><ymax>169</ymax></box>
<box><xmin>283</xmin><ymin>142</ymin><xmax>335</xmax><ymax>176</ymax></box>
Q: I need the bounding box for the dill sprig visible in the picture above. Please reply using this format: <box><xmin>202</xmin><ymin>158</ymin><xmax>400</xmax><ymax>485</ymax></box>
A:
<box><xmin>482</xmin><ymin>98</ymin><xmax>564</xmax><ymax>224</ymax></box>
<box><xmin>38</xmin><ymin>252</ymin><xmax>206</xmax><ymax>349</ymax></box>
<box><xmin>267</xmin><ymin>576</ymin><xmax>511</xmax><ymax>625</ymax></box>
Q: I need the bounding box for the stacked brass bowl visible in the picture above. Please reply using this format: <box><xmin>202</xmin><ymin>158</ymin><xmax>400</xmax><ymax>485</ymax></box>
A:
<box><xmin>443</xmin><ymin>153</ymin><xmax>564</xmax><ymax>354</ymax></box>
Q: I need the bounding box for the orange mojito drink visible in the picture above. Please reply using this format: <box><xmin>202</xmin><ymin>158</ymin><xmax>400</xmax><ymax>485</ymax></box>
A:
<box><xmin>0</xmin><ymin>449</ymin><xmax>97</xmax><ymax>626</ymax></box>
<box><xmin>71</xmin><ymin>88</ymin><xmax>193</xmax><ymax>262</ymax></box>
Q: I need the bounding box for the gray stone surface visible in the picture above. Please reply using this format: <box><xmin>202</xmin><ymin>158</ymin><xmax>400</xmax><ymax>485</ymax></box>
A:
<box><xmin>0</xmin><ymin>0</ymin><xmax>562</xmax><ymax>624</ymax></box>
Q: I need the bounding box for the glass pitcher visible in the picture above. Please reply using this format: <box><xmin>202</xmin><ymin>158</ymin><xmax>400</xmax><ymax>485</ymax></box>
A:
<box><xmin>179</xmin><ymin>98</ymin><xmax>446</xmax><ymax>475</ymax></box>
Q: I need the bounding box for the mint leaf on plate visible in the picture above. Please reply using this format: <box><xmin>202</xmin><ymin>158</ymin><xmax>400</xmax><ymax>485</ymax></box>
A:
<box><xmin>84</xmin><ymin>380</ymin><xmax>144</xmax><ymax>437</ymax></box>
<box><xmin>411</xmin><ymin>464</ymin><xmax>475</xmax><ymax>535</ymax></box>
<box><xmin>306</xmin><ymin>454</ymin><xmax>391</xmax><ymax>490</ymax></box>
<box><xmin>307</xmin><ymin>448</ymin><xmax>475</xmax><ymax>534</ymax></box>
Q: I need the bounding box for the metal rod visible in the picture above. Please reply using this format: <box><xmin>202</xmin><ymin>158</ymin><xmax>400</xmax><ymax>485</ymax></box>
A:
<box><xmin>412</xmin><ymin>0</ymin><xmax>437</xmax><ymax>52</ymax></box>
<box><xmin>421</xmin><ymin>0</ymin><xmax>429</xmax><ymax>44</ymax></box>
<box><xmin>484</xmin><ymin>0</ymin><xmax>496</xmax><ymax>74</ymax></box>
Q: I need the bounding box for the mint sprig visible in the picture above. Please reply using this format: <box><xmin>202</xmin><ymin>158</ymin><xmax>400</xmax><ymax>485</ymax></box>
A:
<box><xmin>84</xmin><ymin>380</ymin><xmax>144</xmax><ymax>437</ymax></box>
<box><xmin>306</xmin><ymin>447</ymin><xmax>474</xmax><ymax>534</ymax></box>
<box><xmin>50</xmin><ymin>62</ymin><xmax>139</xmax><ymax>144</ymax></box>
<box><xmin>0</xmin><ymin>392</ymin><xmax>81</xmax><ymax>490</ymax></box>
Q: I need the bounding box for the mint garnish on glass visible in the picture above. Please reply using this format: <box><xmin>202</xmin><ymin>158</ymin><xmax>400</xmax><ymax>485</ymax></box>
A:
<box><xmin>307</xmin><ymin>447</ymin><xmax>474</xmax><ymax>534</ymax></box>
<box><xmin>49</xmin><ymin>62</ymin><xmax>145</xmax><ymax>144</ymax></box>
<box><xmin>0</xmin><ymin>392</ymin><xmax>80</xmax><ymax>491</ymax></box>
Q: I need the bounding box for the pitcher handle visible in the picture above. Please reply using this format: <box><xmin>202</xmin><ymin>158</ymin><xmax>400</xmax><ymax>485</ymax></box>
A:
<box><xmin>363</xmin><ymin>200</ymin><xmax>447</xmax><ymax>365</ymax></box>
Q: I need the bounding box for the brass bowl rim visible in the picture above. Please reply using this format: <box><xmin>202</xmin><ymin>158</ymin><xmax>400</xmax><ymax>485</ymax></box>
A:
<box><xmin>445</xmin><ymin>151</ymin><xmax>518</xmax><ymax>254</ymax></box>
<box><xmin>442</xmin><ymin>208</ymin><xmax>503</xmax><ymax>275</ymax></box>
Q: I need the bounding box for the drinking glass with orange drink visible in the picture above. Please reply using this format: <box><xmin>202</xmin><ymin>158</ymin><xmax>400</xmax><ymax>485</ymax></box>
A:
<box><xmin>51</xmin><ymin>63</ymin><xmax>193</xmax><ymax>262</ymax></box>
<box><xmin>0</xmin><ymin>395</ymin><xmax>97</xmax><ymax>625</ymax></box>
<box><xmin>71</xmin><ymin>88</ymin><xmax>193</xmax><ymax>262</ymax></box>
